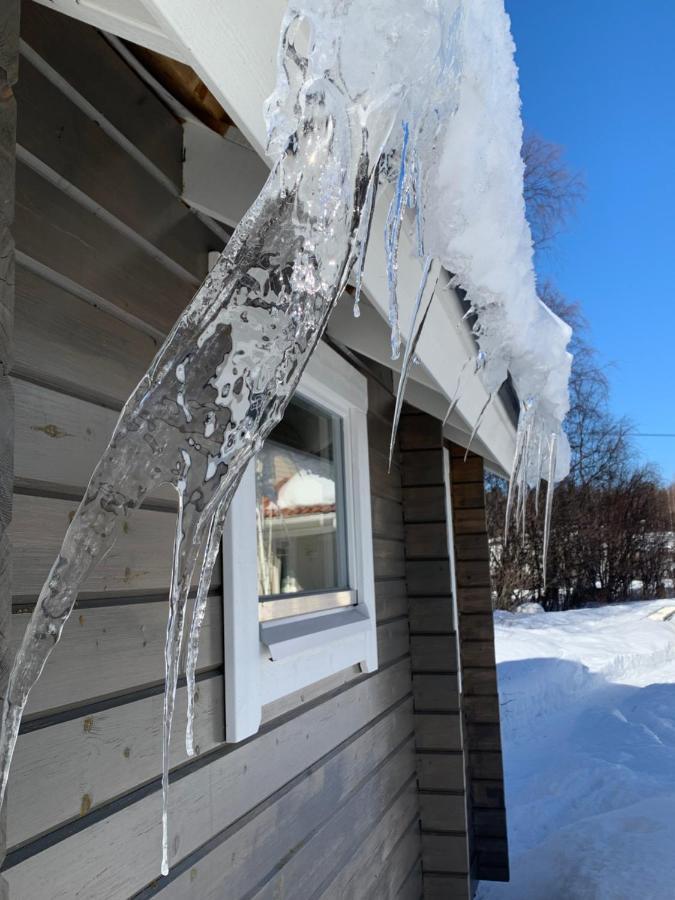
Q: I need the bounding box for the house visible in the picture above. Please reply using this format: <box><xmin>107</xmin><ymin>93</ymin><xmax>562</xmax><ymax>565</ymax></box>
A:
<box><xmin>0</xmin><ymin>1</ymin><xmax>518</xmax><ymax>897</ymax></box>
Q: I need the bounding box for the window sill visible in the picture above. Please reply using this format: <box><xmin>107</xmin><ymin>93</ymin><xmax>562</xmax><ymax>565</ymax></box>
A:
<box><xmin>260</xmin><ymin>606</ymin><xmax>372</xmax><ymax>660</ymax></box>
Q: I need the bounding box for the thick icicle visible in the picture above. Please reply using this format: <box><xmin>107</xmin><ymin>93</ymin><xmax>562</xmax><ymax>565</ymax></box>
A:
<box><xmin>0</xmin><ymin>8</ymin><xmax>404</xmax><ymax>865</ymax></box>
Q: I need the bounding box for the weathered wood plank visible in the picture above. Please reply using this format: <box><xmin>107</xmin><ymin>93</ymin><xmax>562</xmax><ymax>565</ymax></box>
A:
<box><xmin>406</xmin><ymin>560</ymin><xmax>452</xmax><ymax>597</ymax></box>
<box><xmin>412</xmin><ymin>673</ymin><xmax>459</xmax><ymax>712</ymax></box>
<box><xmin>462</xmin><ymin>667</ymin><xmax>499</xmax><ymax>697</ymax></box>
<box><xmin>20</xmin><ymin>2</ymin><xmax>183</xmax><ymax>187</ymax></box>
<box><xmin>455</xmin><ymin>560</ymin><xmax>491</xmax><ymax>589</ymax></box>
<box><xmin>416</xmin><ymin>752</ymin><xmax>465</xmax><ymax>793</ymax></box>
<box><xmin>408</xmin><ymin>596</ymin><xmax>454</xmax><ymax>634</ymax></box>
<box><xmin>460</xmin><ymin>640</ymin><xmax>496</xmax><ymax>669</ymax></box>
<box><xmin>12</xmin><ymin>595</ymin><xmax>222</xmax><ymax>718</ymax></box>
<box><xmin>351</xmin><ymin>817</ymin><xmax>420</xmax><ymax>900</ymax></box>
<box><xmin>377</xmin><ymin>617</ymin><xmax>410</xmax><ymax>666</ymax></box>
<box><xmin>419</xmin><ymin>793</ymin><xmax>469</xmax><ymax>835</ymax></box>
<box><xmin>159</xmin><ymin>706</ymin><xmax>416</xmax><ymax>900</ymax></box>
<box><xmin>470</xmin><ymin>780</ymin><xmax>505</xmax><ymax>810</ymax></box>
<box><xmin>469</xmin><ymin>751</ymin><xmax>504</xmax><ymax>781</ymax></box>
<box><xmin>15</xmin><ymin>162</ymin><xmax>194</xmax><ymax>335</ymax></box>
<box><xmin>421</xmin><ymin>833</ymin><xmax>469</xmax><ymax>874</ymax></box>
<box><xmin>13</xmin><ymin>265</ymin><xmax>159</xmax><ymax>407</ymax></box>
<box><xmin>456</xmin><ymin>585</ymin><xmax>492</xmax><ymax>614</ymax></box>
<box><xmin>369</xmin><ymin>449</ymin><xmax>402</xmax><ymax>502</ymax></box>
<box><xmin>396</xmin><ymin>858</ymin><xmax>423</xmax><ymax>900</ymax></box>
<box><xmin>414</xmin><ymin>713</ymin><xmax>462</xmax><ymax>752</ymax></box>
<box><xmin>453</xmin><ymin>533</ymin><xmax>490</xmax><ymax>562</ymax></box>
<box><xmin>398</xmin><ymin>415</ymin><xmax>442</xmax><ymax>451</ymax></box>
<box><xmin>370</xmin><ymin>494</ymin><xmax>404</xmax><ymax>541</ymax></box>
<box><xmin>9</xmin><ymin>495</ymin><xmax>219</xmax><ymax>599</ymax></box>
<box><xmin>400</xmin><ymin>449</ymin><xmax>444</xmax><ymax>487</ymax></box>
<box><xmin>373</xmin><ymin>537</ymin><xmax>406</xmax><ymax>579</ymax></box>
<box><xmin>448</xmin><ymin>454</ymin><xmax>483</xmax><ymax>483</ymax></box>
<box><xmin>367</xmin><ymin>378</ymin><xmax>395</xmax><ymax>422</ymax></box>
<box><xmin>451</xmin><ymin>482</ymin><xmax>486</xmax><ymax>510</ymax></box>
<box><xmin>3</xmin><ymin>660</ymin><xmax>413</xmax><ymax>899</ymax></box>
<box><xmin>410</xmin><ymin>635</ymin><xmax>457</xmax><ymax>674</ymax></box>
<box><xmin>0</xmin><ymin>379</ymin><xmax>12</xmax><ymax>529</ymax></box>
<box><xmin>15</xmin><ymin>58</ymin><xmax>218</xmax><ymax>280</ymax></box>
<box><xmin>423</xmin><ymin>873</ymin><xmax>471</xmax><ymax>900</ymax></box>
<box><xmin>374</xmin><ymin>578</ymin><xmax>408</xmax><ymax>622</ymax></box>
<box><xmin>252</xmin><ymin>744</ymin><xmax>417</xmax><ymax>900</ymax></box>
<box><xmin>459</xmin><ymin>612</ymin><xmax>495</xmax><ymax>642</ymax></box>
<box><xmin>462</xmin><ymin>694</ymin><xmax>499</xmax><ymax>724</ymax></box>
<box><xmin>13</xmin><ymin>378</ymin><xmax>174</xmax><ymax>502</ymax></box>
<box><xmin>404</xmin><ymin>523</ymin><xmax>449</xmax><ymax>560</ymax></box>
<box><xmin>464</xmin><ymin>722</ymin><xmax>503</xmax><ymax>752</ymax></box>
<box><xmin>8</xmin><ymin>675</ymin><xmax>225</xmax><ymax>849</ymax></box>
<box><xmin>401</xmin><ymin>486</ymin><xmax>446</xmax><ymax>524</ymax></box>
<box><xmin>452</xmin><ymin>507</ymin><xmax>487</xmax><ymax>535</ymax></box>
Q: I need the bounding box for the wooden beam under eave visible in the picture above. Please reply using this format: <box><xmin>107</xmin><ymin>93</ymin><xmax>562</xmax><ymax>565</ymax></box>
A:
<box><xmin>125</xmin><ymin>43</ymin><xmax>233</xmax><ymax>136</ymax></box>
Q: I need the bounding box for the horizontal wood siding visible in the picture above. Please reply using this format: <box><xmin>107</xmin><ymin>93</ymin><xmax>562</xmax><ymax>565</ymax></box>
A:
<box><xmin>3</xmin><ymin>11</ymin><xmax>422</xmax><ymax>894</ymax></box>
<box><xmin>400</xmin><ymin>408</ymin><xmax>471</xmax><ymax>900</ymax></box>
<box><xmin>448</xmin><ymin>443</ymin><xmax>509</xmax><ymax>886</ymax></box>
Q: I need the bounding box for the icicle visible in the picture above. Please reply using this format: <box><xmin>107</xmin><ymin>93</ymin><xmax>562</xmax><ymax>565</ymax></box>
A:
<box><xmin>541</xmin><ymin>432</ymin><xmax>558</xmax><ymax>593</ymax></box>
<box><xmin>352</xmin><ymin>174</ymin><xmax>378</xmax><ymax>318</ymax></box>
<box><xmin>185</xmin><ymin>503</ymin><xmax>228</xmax><ymax>757</ymax></box>
<box><xmin>463</xmin><ymin>393</ymin><xmax>493</xmax><ymax>461</ymax></box>
<box><xmin>384</xmin><ymin>120</ymin><xmax>411</xmax><ymax>358</ymax></box>
<box><xmin>442</xmin><ymin>358</ymin><xmax>470</xmax><ymax>427</ymax></box>
<box><xmin>388</xmin><ymin>256</ymin><xmax>438</xmax><ymax>469</ymax></box>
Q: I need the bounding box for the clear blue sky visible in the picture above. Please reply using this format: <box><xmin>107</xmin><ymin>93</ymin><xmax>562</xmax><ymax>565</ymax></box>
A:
<box><xmin>506</xmin><ymin>0</ymin><xmax>675</xmax><ymax>484</ymax></box>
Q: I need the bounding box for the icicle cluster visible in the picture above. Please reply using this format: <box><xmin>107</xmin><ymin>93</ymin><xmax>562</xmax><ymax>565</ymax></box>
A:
<box><xmin>0</xmin><ymin>0</ymin><xmax>571</xmax><ymax>878</ymax></box>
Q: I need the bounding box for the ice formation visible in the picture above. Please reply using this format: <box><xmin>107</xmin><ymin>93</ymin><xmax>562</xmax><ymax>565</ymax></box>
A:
<box><xmin>0</xmin><ymin>0</ymin><xmax>571</xmax><ymax>876</ymax></box>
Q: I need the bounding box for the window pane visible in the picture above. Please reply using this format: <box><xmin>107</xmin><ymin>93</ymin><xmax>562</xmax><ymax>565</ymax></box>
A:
<box><xmin>256</xmin><ymin>396</ymin><xmax>348</xmax><ymax>598</ymax></box>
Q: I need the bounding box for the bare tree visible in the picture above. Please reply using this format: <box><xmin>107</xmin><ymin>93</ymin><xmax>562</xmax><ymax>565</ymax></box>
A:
<box><xmin>522</xmin><ymin>132</ymin><xmax>585</xmax><ymax>253</ymax></box>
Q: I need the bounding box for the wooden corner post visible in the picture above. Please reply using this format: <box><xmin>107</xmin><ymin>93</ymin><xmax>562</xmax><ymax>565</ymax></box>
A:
<box><xmin>0</xmin><ymin>0</ymin><xmax>19</xmax><ymax>889</ymax></box>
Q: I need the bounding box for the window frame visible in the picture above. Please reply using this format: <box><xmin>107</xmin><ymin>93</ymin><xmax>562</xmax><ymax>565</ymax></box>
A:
<box><xmin>221</xmin><ymin>340</ymin><xmax>378</xmax><ymax>741</ymax></box>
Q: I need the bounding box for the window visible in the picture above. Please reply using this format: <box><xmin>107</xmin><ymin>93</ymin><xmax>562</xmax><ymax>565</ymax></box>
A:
<box><xmin>256</xmin><ymin>396</ymin><xmax>353</xmax><ymax>621</ymax></box>
<box><xmin>221</xmin><ymin>340</ymin><xmax>377</xmax><ymax>741</ymax></box>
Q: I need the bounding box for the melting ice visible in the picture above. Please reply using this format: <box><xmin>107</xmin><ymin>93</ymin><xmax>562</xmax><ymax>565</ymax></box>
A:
<box><xmin>0</xmin><ymin>0</ymin><xmax>571</xmax><ymax>876</ymax></box>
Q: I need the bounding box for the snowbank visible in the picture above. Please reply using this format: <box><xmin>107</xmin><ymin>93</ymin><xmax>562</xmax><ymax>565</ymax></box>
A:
<box><xmin>478</xmin><ymin>600</ymin><xmax>675</xmax><ymax>900</ymax></box>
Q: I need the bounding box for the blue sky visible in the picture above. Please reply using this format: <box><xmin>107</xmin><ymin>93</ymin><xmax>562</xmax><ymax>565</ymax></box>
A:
<box><xmin>506</xmin><ymin>0</ymin><xmax>675</xmax><ymax>483</ymax></box>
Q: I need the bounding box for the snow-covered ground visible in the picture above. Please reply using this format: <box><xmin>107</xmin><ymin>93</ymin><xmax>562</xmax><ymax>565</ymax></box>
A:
<box><xmin>477</xmin><ymin>599</ymin><xmax>675</xmax><ymax>900</ymax></box>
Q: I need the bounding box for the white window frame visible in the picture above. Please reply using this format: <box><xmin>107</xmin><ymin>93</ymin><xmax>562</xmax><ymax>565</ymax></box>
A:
<box><xmin>221</xmin><ymin>340</ymin><xmax>378</xmax><ymax>741</ymax></box>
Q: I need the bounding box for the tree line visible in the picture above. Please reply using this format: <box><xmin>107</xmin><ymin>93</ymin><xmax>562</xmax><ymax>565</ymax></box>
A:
<box><xmin>485</xmin><ymin>136</ymin><xmax>674</xmax><ymax>610</ymax></box>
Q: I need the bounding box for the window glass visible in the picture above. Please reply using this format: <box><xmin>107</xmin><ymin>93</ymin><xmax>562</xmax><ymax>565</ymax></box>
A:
<box><xmin>256</xmin><ymin>396</ymin><xmax>348</xmax><ymax>598</ymax></box>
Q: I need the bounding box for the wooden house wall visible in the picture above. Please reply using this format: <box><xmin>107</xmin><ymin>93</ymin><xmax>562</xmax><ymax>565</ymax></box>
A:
<box><xmin>1</xmin><ymin>5</ymin><xmax>424</xmax><ymax>897</ymax></box>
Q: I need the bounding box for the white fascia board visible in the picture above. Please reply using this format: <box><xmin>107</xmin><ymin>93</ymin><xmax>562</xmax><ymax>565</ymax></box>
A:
<box><xmin>34</xmin><ymin>0</ymin><xmax>186</xmax><ymax>60</ymax></box>
<box><xmin>139</xmin><ymin>0</ymin><xmax>284</xmax><ymax>157</ymax></box>
<box><xmin>140</xmin><ymin>0</ymin><xmax>516</xmax><ymax>472</ymax></box>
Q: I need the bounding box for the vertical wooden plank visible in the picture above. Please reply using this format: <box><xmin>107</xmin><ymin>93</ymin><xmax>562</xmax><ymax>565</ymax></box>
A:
<box><xmin>448</xmin><ymin>443</ymin><xmax>509</xmax><ymax>886</ymax></box>
<box><xmin>0</xmin><ymin>2</ymin><xmax>19</xmax><ymax>890</ymax></box>
<box><xmin>400</xmin><ymin>412</ymin><xmax>472</xmax><ymax>895</ymax></box>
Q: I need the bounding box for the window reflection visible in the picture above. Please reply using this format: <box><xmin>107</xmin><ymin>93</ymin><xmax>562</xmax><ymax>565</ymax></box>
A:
<box><xmin>256</xmin><ymin>396</ymin><xmax>348</xmax><ymax>598</ymax></box>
